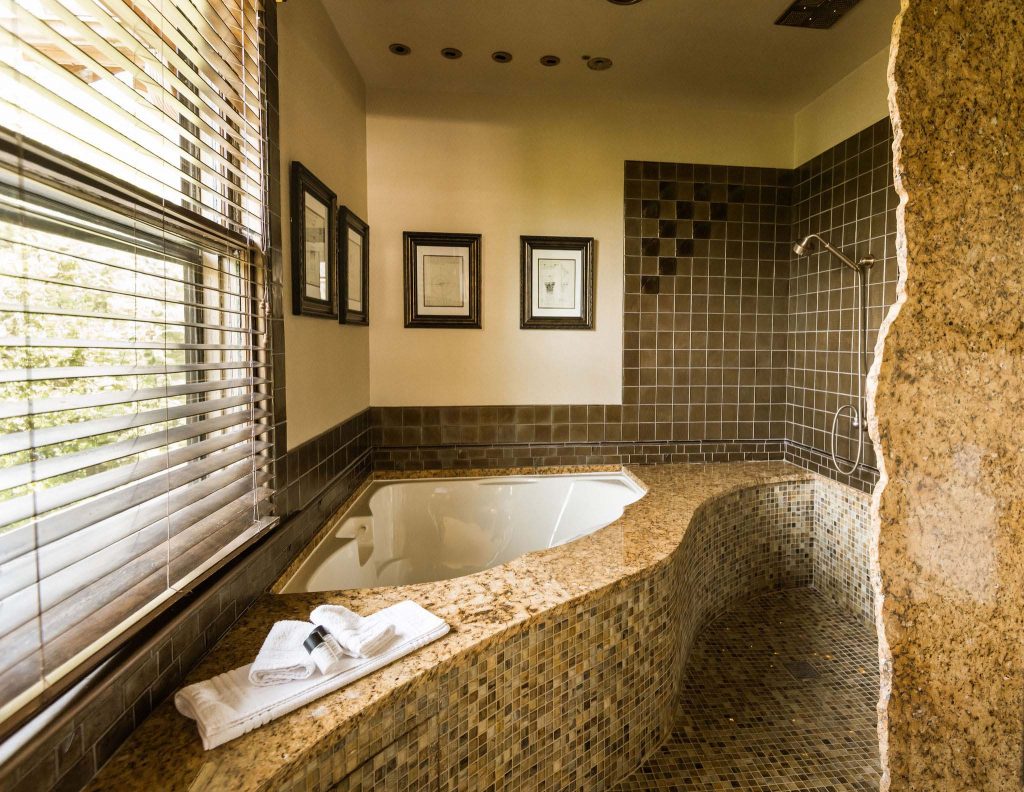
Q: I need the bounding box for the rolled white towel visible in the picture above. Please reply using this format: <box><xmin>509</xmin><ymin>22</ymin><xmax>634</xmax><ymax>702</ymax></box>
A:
<box><xmin>311</xmin><ymin>603</ymin><xmax>396</xmax><ymax>658</ymax></box>
<box><xmin>175</xmin><ymin>600</ymin><xmax>449</xmax><ymax>750</ymax></box>
<box><xmin>247</xmin><ymin>620</ymin><xmax>316</xmax><ymax>686</ymax></box>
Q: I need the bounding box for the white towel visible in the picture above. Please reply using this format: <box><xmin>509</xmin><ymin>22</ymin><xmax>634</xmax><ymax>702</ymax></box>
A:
<box><xmin>175</xmin><ymin>600</ymin><xmax>449</xmax><ymax>750</ymax></box>
<box><xmin>247</xmin><ymin>620</ymin><xmax>317</xmax><ymax>686</ymax></box>
<box><xmin>310</xmin><ymin>603</ymin><xmax>396</xmax><ymax>658</ymax></box>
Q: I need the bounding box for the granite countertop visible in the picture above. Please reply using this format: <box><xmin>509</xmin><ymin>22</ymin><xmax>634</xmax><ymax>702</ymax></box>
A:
<box><xmin>86</xmin><ymin>461</ymin><xmax>813</xmax><ymax>791</ymax></box>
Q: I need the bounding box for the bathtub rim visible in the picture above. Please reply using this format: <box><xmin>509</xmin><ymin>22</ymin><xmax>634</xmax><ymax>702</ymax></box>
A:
<box><xmin>271</xmin><ymin>464</ymin><xmax>643</xmax><ymax>595</ymax></box>
<box><xmin>275</xmin><ymin>467</ymin><xmax>648</xmax><ymax>595</ymax></box>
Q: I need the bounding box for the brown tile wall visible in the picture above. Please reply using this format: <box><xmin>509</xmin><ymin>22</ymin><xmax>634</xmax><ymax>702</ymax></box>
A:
<box><xmin>623</xmin><ymin>162</ymin><xmax>791</xmax><ymax>442</ymax></box>
<box><xmin>371</xmin><ymin>406</ymin><xmax>785</xmax><ymax>470</ymax></box>
<box><xmin>785</xmin><ymin>117</ymin><xmax>898</xmax><ymax>474</ymax></box>
<box><xmin>371</xmin><ymin>123</ymin><xmax>897</xmax><ymax>494</ymax></box>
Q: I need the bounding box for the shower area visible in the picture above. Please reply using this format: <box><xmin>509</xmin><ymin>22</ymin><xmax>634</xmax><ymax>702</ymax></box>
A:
<box><xmin>617</xmin><ymin>116</ymin><xmax>898</xmax><ymax>790</ymax></box>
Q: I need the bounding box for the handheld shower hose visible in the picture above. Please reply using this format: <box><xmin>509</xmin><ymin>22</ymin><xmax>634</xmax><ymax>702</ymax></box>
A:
<box><xmin>792</xmin><ymin>235</ymin><xmax>875</xmax><ymax>476</ymax></box>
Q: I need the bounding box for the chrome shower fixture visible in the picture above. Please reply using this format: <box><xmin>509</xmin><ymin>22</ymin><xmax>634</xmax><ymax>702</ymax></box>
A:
<box><xmin>792</xmin><ymin>233</ymin><xmax>874</xmax><ymax>272</ymax></box>
<box><xmin>792</xmin><ymin>233</ymin><xmax>876</xmax><ymax>476</ymax></box>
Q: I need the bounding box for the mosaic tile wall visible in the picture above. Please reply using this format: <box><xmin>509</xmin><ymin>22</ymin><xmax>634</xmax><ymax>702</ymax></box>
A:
<box><xmin>263</xmin><ymin>477</ymin><xmax>871</xmax><ymax>791</ymax></box>
<box><xmin>786</xmin><ymin>117</ymin><xmax>899</xmax><ymax>472</ymax></box>
<box><xmin>814</xmin><ymin>476</ymin><xmax>873</xmax><ymax>625</ymax></box>
<box><xmin>622</xmin><ymin>162</ymin><xmax>791</xmax><ymax>442</ymax></box>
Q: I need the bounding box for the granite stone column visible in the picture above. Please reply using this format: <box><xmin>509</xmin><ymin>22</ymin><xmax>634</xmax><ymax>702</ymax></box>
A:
<box><xmin>876</xmin><ymin>0</ymin><xmax>1024</xmax><ymax>788</ymax></box>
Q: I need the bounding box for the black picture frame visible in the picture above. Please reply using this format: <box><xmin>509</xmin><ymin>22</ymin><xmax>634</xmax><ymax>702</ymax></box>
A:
<box><xmin>520</xmin><ymin>235</ymin><xmax>595</xmax><ymax>329</ymax></box>
<box><xmin>338</xmin><ymin>206</ymin><xmax>369</xmax><ymax>325</ymax></box>
<box><xmin>403</xmin><ymin>231</ymin><xmax>482</xmax><ymax>328</ymax></box>
<box><xmin>290</xmin><ymin>161</ymin><xmax>338</xmax><ymax>319</ymax></box>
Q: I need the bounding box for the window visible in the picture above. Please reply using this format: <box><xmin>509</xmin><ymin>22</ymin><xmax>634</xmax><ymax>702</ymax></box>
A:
<box><xmin>0</xmin><ymin>0</ymin><xmax>273</xmax><ymax>730</ymax></box>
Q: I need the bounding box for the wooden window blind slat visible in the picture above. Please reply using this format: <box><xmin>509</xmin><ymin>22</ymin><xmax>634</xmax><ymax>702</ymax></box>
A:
<box><xmin>0</xmin><ymin>0</ymin><xmax>272</xmax><ymax>731</ymax></box>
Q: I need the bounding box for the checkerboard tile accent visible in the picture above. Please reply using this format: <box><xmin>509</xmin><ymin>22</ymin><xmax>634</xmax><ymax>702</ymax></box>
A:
<box><xmin>623</xmin><ymin>162</ymin><xmax>792</xmax><ymax>445</ymax></box>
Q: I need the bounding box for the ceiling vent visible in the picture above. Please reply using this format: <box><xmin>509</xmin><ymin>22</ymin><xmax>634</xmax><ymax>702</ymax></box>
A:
<box><xmin>774</xmin><ymin>0</ymin><xmax>862</xmax><ymax>29</ymax></box>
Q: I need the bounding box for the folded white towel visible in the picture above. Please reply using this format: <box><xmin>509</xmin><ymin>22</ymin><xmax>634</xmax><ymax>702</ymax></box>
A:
<box><xmin>310</xmin><ymin>603</ymin><xmax>396</xmax><ymax>658</ymax></box>
<box><xmin>175</xmin><ymin>600</ymin><xmax>449</xmax><ymax>750</ymax></box>
<box><xmin>247</xmin><ymin>620</ymin><xmax>317</xmax><ymax>686</ymax></box>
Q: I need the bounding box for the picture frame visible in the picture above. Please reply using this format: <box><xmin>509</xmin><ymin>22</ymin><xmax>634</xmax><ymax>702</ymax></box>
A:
<box><xmin>338</xmin><ymin>206</ymin><xmax>369</xmax><ymax>325</ymax></box>
<box><xmin>290</xmin><ymin>161</ymin><xmax>338</xmax><ymax>319</ymax></box>
<box><xmin>403</xmin><ymin>231</ymin><xmax>481</xmax><ymax>328</ymax></box>
<box><xmin>520</xmin><ymin>235</ymin><xmax>595</xmax><ymax>329</ymax></box>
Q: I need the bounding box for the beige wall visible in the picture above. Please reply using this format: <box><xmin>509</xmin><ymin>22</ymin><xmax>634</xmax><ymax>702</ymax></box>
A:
<box><xmin>793</xmin><ymin>47</ymin><xmax>891</xmax><ymax>167</ymax></box>
<box><xmin>366</xmin><ymin>92</ymin><xmax>793</xmax><ymax>406</ymax></box>
<box><xmin>278</xmin><ymin>0</ymin><xmax>369</xmax><ymax>448</ymax></box>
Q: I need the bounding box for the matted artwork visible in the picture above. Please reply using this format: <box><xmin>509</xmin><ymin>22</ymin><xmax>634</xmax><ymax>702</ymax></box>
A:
<box><xmin>520</xmin><ymin>235</ymin><xmax>595</xmax><ymax>329</ymax></box>
<box><xmin>290</xmin><ymin>161</ymin><xmax>338</xmax><ymax>319</ymax></box>
<box><xmin>403</xmin><ymin>231</ymin><xmax>481</xmax><ymax>328</ymax></box>
<box><xmin>339</xmin><ymin>206</ymin><xmax>369</xmax><ymax>325</ymax></box>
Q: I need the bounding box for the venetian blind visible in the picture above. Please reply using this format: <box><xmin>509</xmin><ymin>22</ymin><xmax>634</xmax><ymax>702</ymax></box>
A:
<box><xmin>0</xmin><ymin>0</ymin><xmax>274</xmax><ymax>728</ymax></box>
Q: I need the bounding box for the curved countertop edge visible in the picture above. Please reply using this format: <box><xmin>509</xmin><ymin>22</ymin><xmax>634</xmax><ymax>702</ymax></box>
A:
<box><xmin>85</xmin><ymin>461</ymin><xmax>817</xmax><ymax>792</ymax></box>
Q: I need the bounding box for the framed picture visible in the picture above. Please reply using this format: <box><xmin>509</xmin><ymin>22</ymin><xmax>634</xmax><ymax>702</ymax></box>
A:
<box><xmin>290</xmin><ymin>161</ymin><xmax>337</xmax><ymax>318</ymax></box>
<box><xmin>403</xmin><ymin>231</ymin><xmax>481</xmax><ymax>328</ymax></box>
<box><xmin>339</xmin><ymin>206</ymin><xmax>369</xmax><ymax>325</ymax></box>
<box><xmin>520</xmin><ymin>235</ymin><xmax>595</xmax><ymax>329</ymax></box>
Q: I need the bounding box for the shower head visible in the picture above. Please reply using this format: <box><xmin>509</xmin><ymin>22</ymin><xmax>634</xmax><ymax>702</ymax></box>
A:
<box><xmin>792</xmin><ymin>233</ymin><xmax>873</xmax><ymax>272</ymax></box>
<box><xmin>793</xmin><ymin>236</ymin><xmax>814</xmax><ymax>257</ymax></box>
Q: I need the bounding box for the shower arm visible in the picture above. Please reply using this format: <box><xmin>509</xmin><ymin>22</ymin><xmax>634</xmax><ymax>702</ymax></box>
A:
<box><xmin>791</xmin><ymin>233</ymin><xmax>875</xmax><ymax>475</ymax></box>
<box><xmin>798</xmin><ymin>233</ymin><xmax>874</xmax><ymax>272</ymax></box>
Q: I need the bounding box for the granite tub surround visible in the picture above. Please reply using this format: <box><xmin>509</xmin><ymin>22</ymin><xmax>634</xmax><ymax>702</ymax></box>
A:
<box><xmin>876</xmin><ymin>0</ymin><xmax>1024</xmax><ymax>788</ymax></box>
<box><xmin>84</xmin><ymin>462</ymin><xmax>875</xmax><ymax>792</ymax></box>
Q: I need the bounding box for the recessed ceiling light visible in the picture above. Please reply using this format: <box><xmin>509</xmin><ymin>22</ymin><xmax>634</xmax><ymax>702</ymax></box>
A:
<box><xmin>491</xmin><ymin>51</ymin><xmax>513</xmax><ymax>63</ymax></box>
<box><xmin>587</xmin><ymin>57</ymin><xmax>613</xmax><ymax>71</ymax></box>
<box><xmin>388</xmin><ymin>43</ymin><xmax>411</xmax><ymax>55</ymax></box>
<box><xmin>440</xmin><ymin>47</ymin><xmax>462</xmax><ymax>59</ymax></box>
<box><xmin>539</xmin><ymin>55</ymin><xmax>560</xmax><ymax>67</ymax></box>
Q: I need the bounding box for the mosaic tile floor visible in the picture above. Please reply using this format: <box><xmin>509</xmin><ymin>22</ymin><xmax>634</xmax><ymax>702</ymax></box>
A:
<box><xmin>613</xmin><ymin>588</ymin><xmax>881</xmax><ymax>792</ymax></box>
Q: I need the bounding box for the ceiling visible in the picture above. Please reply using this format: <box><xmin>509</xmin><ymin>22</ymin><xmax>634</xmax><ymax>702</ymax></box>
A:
<box><xmin>323</xmin><ymin>0</ymin><xmax>899</xmax><ymax>113</ymax></box>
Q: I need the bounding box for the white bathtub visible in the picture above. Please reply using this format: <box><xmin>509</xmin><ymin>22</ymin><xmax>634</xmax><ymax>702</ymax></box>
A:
<box><xmin>280</xmin><ymin>471</ymin><xmax>645</xmax><ymax>592</ymax></box>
